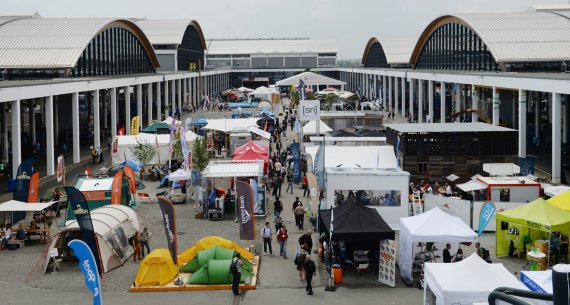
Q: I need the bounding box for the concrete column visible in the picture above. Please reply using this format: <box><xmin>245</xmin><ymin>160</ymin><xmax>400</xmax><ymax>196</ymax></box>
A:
<box><xmin>46</xmin><ymin>95</ymin><xmax>55</xmax><ymax>175</ymax></box>
<box><xmin>471</xmin><ymin>85</ymin><xmax>479</xmax><ymax>123</ymax></box>
<box><xmin>136</xmin><ymin>84</ymin><xmax>142</xmax><ymax>129</ymax></box>
<box><xmin>177</xmin><ymin>79</ymin><xmax>182</xmax><ymax>115</ymax></box>
<box><xmin>164</xmin><ymin>80</ymin><xmax>169</xmax><ymax>115</ymax></box>
<box><xmin>552</xmin><ymin>92</ymin><xmax>562</xmax><ymax>183</ymax></box>
<box><xmin>11</xmin><ymin>100</ymin><xmax>21</xmax><ymax>178</ymax></box>
<box><xmin>492</xmin><ymin>87</ymin><xmax>500</xmax><ymax>125</ymax></box>
<box><xmin>408</xmin><ymin>78</ymin><xmax>414</xmax><ymax>121</ymax></box>
<box><xmin>428</xmin><ymin>80</ymin><xmax>434</xmax><ymax>123</ymax></box>
<box><xmin>388</xmin><ymin>77</ymin><xmax>392</xmax><ymax>112</ymax></box>
<box><xmin>147</xmin><ymin>83</ymin><xmax>153</xmax><ymax>126</ymax></box>
<box><xmin>71</xmin><ymin>92</ymin><xmax>80</xmax><ymax>163</ymax></box>
<box><xmin>93</xmin><ymin>90</ymin><xmax>100</xmax><ymax>149</ymax></box>
<box><xmin>171</xmin><ymin>80</ymin><xmax>175</xmax><ymax>113</ymax></box>
<box><xmin>440</xmin><ymin>81</ymin><xmax>446</xmax><ymax>123</ymax></box>
<box><xmin>2</xmin><ymin>104</ymin><xmax>8</xmax><ymax>163</ymax></box>
<box><xmin>54</xmin><ymin>99</ymin><xmax>59</xmax><ymax>146</ymax></box>
<box><xmin>455</xmin><ymin>84</ymin><xmax>461</xmax><ymax>122</ymax></box>
<box><xmin>395</xmin><ymin>77</ymin><xmax>399</xmax><ymax>115</ymax></box>
<box><xmin>157</xmin><ymin>82</ymin><xmax>162</xmax><ymax>121</ymax></box>
<box><xmin>30</xmin><ymin>100</ymin><xmax>36</xmax><ymax>143</ymax></box>
<box><xmin>183</xmin><ymin>77</ymin><xmax>188</xmax><ymax>110</ymax></box>
<box><xmin>564</xmin><ymin>101</ymin><xmax>568</xmax><ymax>144</ymax></box>
<box><xmin>103</xmin><ymin>92</ymin><xmax>108</xmax><ymax>129</ymax></box>
<box><xmin>125</xmin><ymin>86</ymin><xmax>131</xmax><ymax>135</ymax></box>
<box><xmin>401</xmin><ymin>77</ymin><xmax>406</xmax><ymax>117</ymax></box>
<box><xmin>535</xmin><ymin>94</ymin><xmax>540</xmax><ymax>146</ymax></box>
<box><xmin>418</xmin><ymin>79</ymin><xmax>423</xmax><ymax>123</ymax></box>
<box><xmin>111</xmin><ymin>88</ymin><xmax>117</xmax><ymax>136</ymax></box>
<box><xmin>518</xmin><ymin>89</ymin><xmax>527</xmax><ymax>158</ymax></box>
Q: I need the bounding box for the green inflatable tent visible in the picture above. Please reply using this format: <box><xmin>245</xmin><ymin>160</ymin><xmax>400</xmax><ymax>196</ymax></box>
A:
<box><xmin>186</xmin><ymin>259</ymin><xmax>253</xmax><ymax>285</ymax></box>
<box><xmin>181</xmin><ymin>246</ymin><xmax>242</xmax><ymax>273</ymax></box>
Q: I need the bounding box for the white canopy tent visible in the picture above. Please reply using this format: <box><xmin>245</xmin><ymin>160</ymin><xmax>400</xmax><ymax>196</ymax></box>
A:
<box><xmin>202</xmin><ymin>118</ymin><xmax>260</xmax><ymax>133</ymax></box>
<box><xmin>275</xmin><ymin>72</ymin><xmax>346</xmax><ymax>88</ymax></box>
<box><xmin>169</xmin><ymin>168</ymin><xmax>192</xmax><ymax>181</ymax></box>
<box><xmin>302</xmin><ymin>120</ymin><xmax>333</xmax><ymax>135</ymax></box>
<box><xmin>305</xmin><ymin>145</ymin><xmax>398</xmax><ymax>169</ymax></box>
<box><xmin>544</xmin><ymin>185</ymin><xmax>570</xmax><ymax>197</ymax></box>
<box><xmin>399</xmin><ymin>208</ymin><xmax>478</xmax><ymax>283</ymax></box>
<box><xmin>424</xmin><ymin>254</ymin><xmax>527</xmax><ymax>305</ymax></box>
<box><xmin>112</xmin><ymin>133</ymin><xmax>199</xmax><ymax>165</ymax></box>
<box><xmin>202</xmin><ymin>160</ymin><xmax>264</xmax><ymax>178</ymax></box>
<box><xmin>162</xmin><ymin>116</ymin><xmax>181</xmax><ymax>126</ymax></box>
<box><xmin>248</xmin><ymin>126</ymin><xmax>271</xmax><ymax>139</ymax></box>
<box><xmin>457</xmin><ymin>180</ymin><xmax>487</xmax><ymax>192</ymax></box>
<box><xmin>0</xmin><ymin>200</ymin><xmax>57</xmax><ymax>225</ymax></box>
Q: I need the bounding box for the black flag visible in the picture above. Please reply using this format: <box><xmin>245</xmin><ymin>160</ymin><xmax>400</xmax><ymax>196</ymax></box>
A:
<box><xmin>236</xmin><ymin>181</ymin><xmax>255</xmax><ymax>240</ymax></box>
<box><xmin>157</xmin><ymin>196</ymin><xmax>178</xmax><ymax>265</ymax></box>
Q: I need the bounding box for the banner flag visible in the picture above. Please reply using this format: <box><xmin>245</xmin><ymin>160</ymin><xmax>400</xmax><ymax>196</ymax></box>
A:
<box><xmin>236</xmin><ymin>181</ymin><xmax>255</xmax><ymax>240</ymax></box>
<box><xmin>478</xmin><ymin>201</ymin><xmax>496</xmax><ymax>237</ymax></box>
<box><xmin>123</xmin><ymin>166</ymin><xmax>136</xmax><ymax>195</ymax></box>
<box><xmin>299</xmin><ymin>79</ymin><xmax>306</xmax><ymax>101</ymax></box>
<box><xmin>395</xmin><ymin>136</ymin><xmax>401</xmax><ymax>169</ymax></box>
<box><xmin>86</xmin><ymin>166</ymin><xmax>91</xmax><ymax>177</ymax></box>
<box><xmin>306</xmin><ymin>172</ymin><xmax>319</xmax><ymax>215</ymax></box>
<box><xmin>110</xmin><ymin>171</ymin><xmax>123</xmax><ymax>205</ymax></box>
<box><xmin>314</xmin><ymin>141</ymin><xmax>325</xmax><ymax>190</ymax></box>
<box><xmin>168</xmin><ymin>118</ymin><xmax>176</xmax><ymax>153</ymax></box>
<box><xmin>64</xmin><ymin>187</ymin><xmax>103</xmax><ymax>277</ymax></box>
<box><xmin>155</xmin><ymin>134</ymin><xmax>161</xmax><ymax>165</ymax></box>
<box><xmin>180</xmin><ymin>126</ymin><xmax>189</xmax><ymax>171</ymax></box>
<box><xmin>28</xmin><ymin>171</ymin><xmax>39</xmax><ymax>203</ymax></box>
<box><xmin>57</xmin><ymin>155</ymin><xmax>64</xmax><ymax>183</ymax></box>
<box><xmin>13</xmin><ymin>158</ymin><xmax>34</xmax><ymax>223</ymax></box>
<box><xmin>290</xmin><ymin>143</ymin><xmax>301</xmax><ymax>183</ymax></box>
<box><xmin>131</xmin><ymin>116</ymin><xmax>140</xmax><ymax>135</ymax></box>
<box><xmin>157</xmin><ymin>196</ymin><xmax>178</xmax><ymax>265</ymax></box>
<box><xmin>68</xmin><ymin>239</ymin><xmax>103</xmax><ymax>305</ymax></box>
<box><xmin>185</xmin><ymin>118</ymin><xmax>192</xmax><ymax>129</ymax></box>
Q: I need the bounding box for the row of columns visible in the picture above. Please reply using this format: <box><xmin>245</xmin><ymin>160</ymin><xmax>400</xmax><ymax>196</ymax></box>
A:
<box><xmin>339</xmin><ymin>71</ymin><xmax>566</xmax><ymax>184</ymax></box>
<box><xmin>5</xmin><ymin>72</ymin><xmax>231</xmax><ymax>178</ymax></box>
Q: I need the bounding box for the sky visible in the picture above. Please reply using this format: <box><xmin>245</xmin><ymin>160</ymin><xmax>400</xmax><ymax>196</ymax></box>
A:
<box><xmin>1</xmin><ymin>0</ymin><xmax>568</xmax><ymax>59</ymax></box>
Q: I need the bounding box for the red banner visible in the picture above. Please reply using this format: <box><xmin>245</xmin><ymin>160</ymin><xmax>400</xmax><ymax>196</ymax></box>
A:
<box><xmin>28</xmin><ymin>171</ymin><xmax>39</xmax><ymax>203</ymax></box>
<box><xmin>123</xmin><ymin>166</ymin><xmax>136</xmax><ymax>194</ymax></box>
<box><xmin>56</xmin><ymin>155</ymin><xmax>64</xmax><ymax>183</ymax></box>
<box><xmin>85</xmin><ymin>166</ymin><xmax>91</xmax><ymax>177</ymax></box>
<box><xmin>111</xmin><ymin>171</ymin><xmax>123</xmax><ymax>205</ymax></box>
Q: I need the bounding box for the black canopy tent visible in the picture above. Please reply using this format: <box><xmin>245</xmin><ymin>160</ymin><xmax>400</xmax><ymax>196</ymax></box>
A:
<box><xmin>319</xmin><ymin>197</ymin><xmax>395</xmax><ymax>241</ymax></box>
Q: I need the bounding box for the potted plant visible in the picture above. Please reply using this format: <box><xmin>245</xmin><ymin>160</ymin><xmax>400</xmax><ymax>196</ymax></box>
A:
<box><xmin>129</xmin><ymin>138</ymin><xmax>156</xmax><ymax>179</ymax></box>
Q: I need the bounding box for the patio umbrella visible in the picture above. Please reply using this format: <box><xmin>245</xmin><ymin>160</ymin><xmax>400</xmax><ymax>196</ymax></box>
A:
<box><xmin>142</xmin><ymin>122</ymin><xmax>170</xmax><ymax>134</ymax></box>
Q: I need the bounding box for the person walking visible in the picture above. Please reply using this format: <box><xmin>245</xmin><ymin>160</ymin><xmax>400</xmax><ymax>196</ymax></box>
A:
<box><xmin>443</xmin><ymin>243</ymin><xmax>454</xmax><ymax>263</ymax></box>
<box><xmin>294</xmin><ymin>245</ymin><xmax>307</xmax><ymax>281</ymax></box>
<box><xmin>292</xmin><ymin>197</ymin><xmax>302</xmax><ymax>227</ymax></box>
<box><xmin>303</xmin><ymin>255</ymin><xmax>316</xmax><ymax>295</ymax></box>
<box><xmin>273</xmin><ymin>197</ymin><xmax>283</xmax><ymax>219</ymax></box>
<box><xmin>274</xmin><ymin>174</ymin><xmax>283</xmax><ymax>197</ymax></box>
<box><xmin>261</xmin><ymin>222</ymin><xmax>274</xmax><ymax>256</ymax></box>
<box><xmin>299</xmin><ymin>230</ymin><xmax>313</xmax><ymax>254</ymax></box>
<box><xmin>230</xmin><ymin>253</ymin><xmax>244</xmax><ymax>296</ymax></box>
<box><xmin>277</xmin><ymin>225</ymin><xmax>288</xmax><ymax>259</ymax></box>
<box><xmin>286</xmin><ymin>172</ymin><xmax>294</xmax><ymax>194</ymax></box>
<box><xmin>302</xmin><ymin>173</ymin><xmax>309</xmax><ymax>197</ymax></box>
<box><xmin>294</xmin><ymin>202</ymin><xmax>305</xmax><ymax>230</ymax></box>
<box><xmin>131</xmin><ymin>231</ymin><xmax>142</xmax><ymax>262</ymax></box>
<box><xmin>140</xmin><ymin>227</ymin><xmax>150</xmax><ymax>257</ymax></box>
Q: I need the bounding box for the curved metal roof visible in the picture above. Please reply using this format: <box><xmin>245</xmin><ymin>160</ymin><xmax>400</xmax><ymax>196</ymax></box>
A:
<box><xmin>361</xmin><ymin>37</ymin><xmax>416</xmax><ymax>65</ymax></box>
<box><xmin>411</xmin><ymin>12</ymin><xmax>570</xmax><ymax>64</ymax></box>
<box><xmin>0</xmin><ymin>18</ymin><xmax>159</xmax><ymax>69</ymax></box>
<box><xmin>135</xmin><ymin>19</ymin><xmax>207</xmax><ymax>49</ymax></box>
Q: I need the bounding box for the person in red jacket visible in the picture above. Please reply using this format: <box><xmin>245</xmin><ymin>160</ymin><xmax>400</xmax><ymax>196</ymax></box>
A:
<box><xmin>277</xmin><ymin>225</ymin><xmax>289</xmax><ymax>259</ymax></box>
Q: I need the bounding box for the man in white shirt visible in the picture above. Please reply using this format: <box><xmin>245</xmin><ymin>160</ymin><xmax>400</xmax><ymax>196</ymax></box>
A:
<box><xmin>445</xmin><ymin>183</ymin><xmax>453</xmax><ymax>196</ymax></box>
<box><xmin>1</xmin><ymin>223</ymin><xmax>12</xmax><ymax>250</ymax></box>
<box><xmin>261</xmin><ymin>222</ymin><xmax>274</xmax><ymax>256</ymax></box>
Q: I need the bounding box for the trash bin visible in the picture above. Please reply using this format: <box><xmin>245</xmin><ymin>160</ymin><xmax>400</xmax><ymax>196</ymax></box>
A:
<box><xmin>332</xmin><ymin>264</ymin><xmax>342</xmax><ymax>285</ymax></box>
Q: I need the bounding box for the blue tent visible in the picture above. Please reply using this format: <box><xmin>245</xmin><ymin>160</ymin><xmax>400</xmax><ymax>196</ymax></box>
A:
<box><xmin>120</xmin><ymin>159</ymin><xmax>143</xmax><ymax>171</ymax></box>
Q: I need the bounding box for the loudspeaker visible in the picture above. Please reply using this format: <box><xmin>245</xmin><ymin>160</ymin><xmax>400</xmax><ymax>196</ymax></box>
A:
<box><xmin>501</xmin><ymin>221</ymin><xmax>508</xmax><ymax>230</ymax></box>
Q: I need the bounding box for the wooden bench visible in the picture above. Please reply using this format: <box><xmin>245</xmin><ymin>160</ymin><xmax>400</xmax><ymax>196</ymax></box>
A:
<box><xmin>7</xmin><ymin>239</ymin><xmax>25</xmax><ymax>248</ymax></box>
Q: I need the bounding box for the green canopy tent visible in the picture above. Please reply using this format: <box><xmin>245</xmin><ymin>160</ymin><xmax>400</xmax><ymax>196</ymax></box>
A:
<box><xmin>495</xmin><ymin>198</ymin><xmax>570</xmax><ymax>262</ymax></box>
<box><xmin>142</xmin><ymin>122</ymin><xmax>170</xmax><ymax>134</ymax></box>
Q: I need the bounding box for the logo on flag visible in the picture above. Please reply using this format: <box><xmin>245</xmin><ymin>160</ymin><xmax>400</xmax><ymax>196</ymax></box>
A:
<box><xmin>478</xmin><ymin>201</ymin><xmax>496</xmax><ymax>237</ymax></box>
<box><xmin>67</xmin><ymin>239</ymin><xmax>102</xmax><ymax>305</ymax></box>
<box><xmin>57</xmin><ymin>155</ymin><xmax>64</xmax><ymax>182</ymax></box>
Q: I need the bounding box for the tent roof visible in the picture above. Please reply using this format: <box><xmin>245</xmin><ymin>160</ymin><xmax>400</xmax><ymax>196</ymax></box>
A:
<box><xmin>76</xmin><ymin>177</ymin><xmax>114</xmax><ymax>191</ymax></box>
<box><xmin>202</xmin><ymin>160</ymin><xmax>264</xmax><ymax>178</ymax></box>
<box><xmin>233</xmin><ymin>141</ymin><xmax>268</xmax><ymax>156</ymax></box>
<box><xmin>202</xmin><ymin>118</ymin><xmax>259</xmax><ymax>133</ymax></box>
<box><xmin>425</xmin><ymin>254</ymin><xmax>526</xmax><ymax>297</ymax></box>
<box><xmin>169</xmin><ymin>168</ymin><xmax>192</xmax><ymax>181</ymax></box>
<box><xmin>400</xmin><ymin>208</ymin><xmax>477</xmax><ymax>242</ymax></box>
<box><xmin>547</xmin><ymin>190</ymin><xmax>570</xmax><ymax>211</ymax></box>
<box><xmin>275</xmin><ymin>72</ymin><xmax>346</xmax><ymax>87</ymax></box>
<box><xmin>319</xmin><ymin>198</ymin><xmax>395</xmax><ymax>241</ymax></box>
<box><xmin>162</xmin><ymin>116</ymin><xmax>181</xmax><ymax>126</ymax></box>
<box><xmin>457</xmin><ymin>180</ymin><xmax>487</xmax><ymax>192</ymax></box>
<box><xmin>0</xmin><ymin>200</ymin><xmax>56</xmax><ymax>212</ymax></box>
<box><xmin>302</xmin><ymin>120</ymin><xmax>333</xmax><ymax>135</ymax></box>
<box><xmin>232</xmin><ymin>149</ymin><xmax>268</xmax><ymax>163</ymax></box>
<box><xmin>305</xmin><ymin>145</ymin><xmax>398</xmax><ymax>169</ymax></box>
<box><xmin>498</xmin><ymin>198</ymin><xmax>570</xmax><ymax>231</ymax></box>
<box><xmin>544</xmin><ymin>185</ymin><xmax>570</xmax><ymax>198</ymax></box>
<box><xmin>66</xmin><ymin>205</ymin><xmax>142</xmax><ymax>233</ymax></box>
<box><xmin>248</xmin><ymin>126</ymin><xmax>271</xmax><ymax>139</ymax></box>
<box><xmin>142</xmin><ymin>122</ymin><xmax>170</xmax><ymax>133</ymax></box>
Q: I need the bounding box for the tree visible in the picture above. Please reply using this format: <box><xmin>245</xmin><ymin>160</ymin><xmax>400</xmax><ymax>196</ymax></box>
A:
<box><xmin>172</xmin><ymin>128</ymin><xmax>183</xmax><ymax>160</ymax></box>
<box><xmin>192</xmin><ymin>137</ymin><xmax>209</xmax><ymax>171</ymax></box>
<box><xmin>324</xmin><ymin>93</ymin><xmax>336</xmax><ymax>104</ymax></box>
<box><xmin>129</xmin><ymin>138</ymin><xmax>156</xmax><ymax>168</ymax></box>
<box><xmin>290</xmin><ymin>92</ymin><xmax>300</xmax><ymax>109</ymax></box>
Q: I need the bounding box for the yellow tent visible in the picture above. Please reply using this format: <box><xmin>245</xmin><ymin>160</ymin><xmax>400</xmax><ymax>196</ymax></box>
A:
<box><xmin>548</xmin><ymin>190</ymin><xmax>570</xmax><ymax>211</ymax></box>
<box><xmin>178</xmin><ymin>236</ymin><xmax>254</xmax><ymax>265</ymax></box>
<box><xmin>134</xmin><ymin>249</ymin><xmax>178</xmax><ymax>287</ymax></box>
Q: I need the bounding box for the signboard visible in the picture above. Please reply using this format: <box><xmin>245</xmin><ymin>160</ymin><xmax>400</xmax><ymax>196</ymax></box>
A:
<box><xmin>378</xmin><ymin>239</ymin><xmax>397</xmax><ymax>287</ymax></box>
<box><xmin>477</xmin><ymin>201</ymin><xmax>496</xmax><ymax>237</ymax></box>
<box><xmin>57</xmin><ymin>155</ymin><xmax>64</xmax><ymax>183</ymax></box>
<box><xmin>299</xmin><ymin>100</ymin><xmax>320</xmax><ymax>121</ymax></box>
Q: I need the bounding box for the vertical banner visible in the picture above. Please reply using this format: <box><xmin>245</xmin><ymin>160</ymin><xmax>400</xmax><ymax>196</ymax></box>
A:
<box><xmin>236</xmin><ymin>181</ymin><xmax>255</xmax><ymax>240</ymax></box>
<box><xmin>290</xmin><ymin>143</ymin><xmax>301</xmax><ymax>183</ymax></box>
<box><xmin>180</xmin><ymin>127</ymin><xmax>189</xmax><ymax>171</ymax></box>
<box><xmin>378</xmin><ymin>239</ymin><xmax>397</xmax><ymax>287</ymax></box>
<box><xmin>64</xmin><ymin>187</ymin><xmax>103</xmax><ymax>277</ymax></box>
<box><xmin>68</xmin><ymin>239</ymin><xmax>103</xmax><ymax>305</ymax></box>
<box><xmin>250</xmin><ymin>178</ymin><xmax>263</xmax><ymax>216</ymax></box>
<box><xmin>57</xmin><ymin>155</ymin><xmax>64</xmax><ymax>183</ymax></box>
<box><xmin>110</xmin><ymin>171</ymin><xmax>123</xmax><ymax>205</ymax></box>
<box><xmin>28</xmin><ymin>171</ymin><xmax>39</xmax><ymax>203</ymax></box>
<box><xmin>111</xmin><ymin>138</ymin><xmax>119</xmax><ymax>161</ymax></box>
<box><xmin>13</xmin><ymin>158</ymin><xmax>34</xmax><ymax>224</ymax></box>
<box><xmin>131</xmin><ymin>116</ymin><xmax>140</xmax><ymax>135</ymax></box>
<box><xmin>306</xmin><ymin>173</ymin><xmax>319</xmax><ymax>215</ymax></box>
<box><xmin>157</xmin><ymin>196</ymin><xmax>178</xmax><ymax>265</ymax></box>
<box><xmin>123</xmin><ymin>166</ymin><xmax>136</xmax><ymax>195</ymax></box>
<box><xmin>313</xmin><ymin>142</ymin><xmax>325</xmax><ymax>190</ymax></box>
<box><xmin>168</xmin><ymin>119</ymin><xmax>176</xmax><ymax>154</ymax></box>
<box><xmin>299</xmin><ymin>79</ymin><xmax>306</xmax><ymax>101</ymax></box>
<box><xmin>155</xmin><ymin>134</ymin><xmax>161</xmax><ymax>165</ymax></box>
<box><xmin>478</xmin><ymin>201</ymin><xmax>496</xmax><ymax>237</ymax></box>
<box><xmin>207</xmin><ymin>132</ymin><xmax>214</xmax><ymax>150</ymax></box>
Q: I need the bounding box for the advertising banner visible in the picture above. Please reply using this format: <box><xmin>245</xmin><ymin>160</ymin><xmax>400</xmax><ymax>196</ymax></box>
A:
<box><xmin>68</xmin><ymin>239</ymin><xmax>103</xmax><ymax>305</ymax></box>
<box><xmin>13</xmin><ymin>158</ymin><xmax>34</xmax><ymax>223</ymax></box>
<box><xmin>123</xmin><ymin>166</ymin><xmax>136</xmax><ymax>195</ymax></box>
<box><xmin>28</xmin><ymin>171</ymin><xmax>39</xmax><ymax>203</ymax></box>
<box><xmin>131</xmin><ymin>116</ymin><xmax>140</xmax><ymax>135</ymax></box>
<box><xmin>290</xmin><ymin>143</ymin><xmax>301</xmax><ymax>183</ymax></box>
<box><xmin>57</xmin><ymin>155</ymin><xmax>64</xmax><ymax>183</ymax></box>
<box><xmin>236</xmin><ymin>181</ymin><xmax>255</xmax><ymax>240</ymax></box>
<box><xmin>378</xmin><ymin>239</ymin><xmax>397</xmax><ymax>287</ymax></box>
<box><xmin>110</xmin><ymin>171</ymin><xmax>123</xmax><ymax>205</ymax></box>
<box><xmin>478</xmin><ymin>201</ymin><xmax>496</xmax><ymax>237</ymax></box>
<box><xmin>157</xmin><ymin>196</ymin><xmax>178</xmax><ymax>265</ymax></box>
<box><xmin>299</xmin><ymin>100</ymin><xmax>320</xmax><ymax>121</ymax></box>
<box><xmin>306</xmin><ymin>172</ymin><xmax>319</xmax><ymax>215</ymax></box>
<box><xmin>64</xmin><ymin>186</ymin><xmax>103</xmax><ymax>277</ymax></box>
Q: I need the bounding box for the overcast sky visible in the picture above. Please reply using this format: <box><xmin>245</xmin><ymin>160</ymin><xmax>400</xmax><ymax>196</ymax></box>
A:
<box><xmin>1</xmin><ymin>0</ymin><xmax>567</xmax><ymax>59</ymax></box>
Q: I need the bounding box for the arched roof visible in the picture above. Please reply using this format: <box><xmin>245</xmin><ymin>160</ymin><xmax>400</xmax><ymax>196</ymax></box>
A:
<box><xmin>411</xmin><ymin>12</ymin><xmax>570</xmax><ymax>65</ymax></box>
<box><xmin>0</xmin><ymin>18</ymin><xmax>159</xmax><ymax>69</ymax></box>
<box><xmin>361</xmin><ymin>37</ymin><xmax>417</xmax><ymax>65</ymax></box>
<box><xmin>135</xmin><ymin>19</ymin><xmax>207</xmax><ymax>50</ymax></box>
